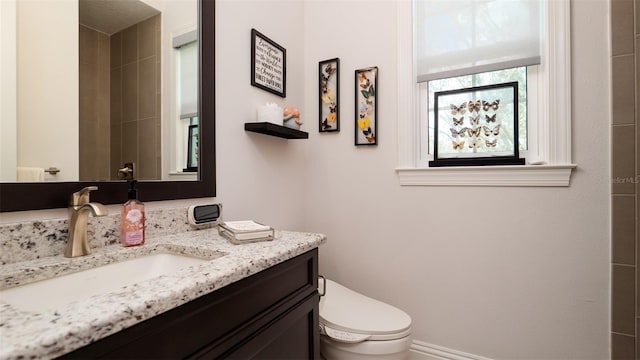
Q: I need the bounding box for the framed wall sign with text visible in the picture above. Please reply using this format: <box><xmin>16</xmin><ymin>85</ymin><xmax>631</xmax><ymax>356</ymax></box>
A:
<box><xmin>251</xmin><ymin>29</ymin><xmax>286</xmax><ymax>97</ymax></box>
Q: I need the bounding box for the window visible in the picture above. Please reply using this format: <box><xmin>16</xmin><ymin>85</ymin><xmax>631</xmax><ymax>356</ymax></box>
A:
<box><xmin>396</xmin><ymin>0</ymin><xmax>575</xmax><ymax>186</ymax></box>
<box><xmin>422</xmin><ymin>66</ymin><xmax>529</xmax><ymax>161</ymax></box>
<box><xmin>173</xmin><ymin>31</ymin><xmax>198</xmax><ymax>173</ymax></box>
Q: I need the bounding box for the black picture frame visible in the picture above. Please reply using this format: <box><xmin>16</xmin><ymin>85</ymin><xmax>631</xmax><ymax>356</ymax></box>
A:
<box><xmin>250</xmin><ymin>29</ymin><xmax>286</xmax><ymax>97</ymax></box>
<box><xmin>183</xmin><ymin>124</ymin><xmax>198</xmax><ymax>172</ymax></box>
<box><xmin>354</xmin><ymin>66</ymin><xmax>378</xmax><ymax>146</ymax></box>
<box><xmin>429</xmin><ymin>81</ymin><xmax>526</xmax><ymax>167</ymax></box>
<box><xmin>319</xmin><ymin>58</ymin><xmax>340</xmax><ymax>132</ymax></box>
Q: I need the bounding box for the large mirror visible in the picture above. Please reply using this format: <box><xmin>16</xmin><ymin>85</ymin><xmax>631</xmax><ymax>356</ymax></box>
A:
<box><xmin>0</xmin><ymin>0</ymin><xmax>215</xmax><ymax>212</ymax></box>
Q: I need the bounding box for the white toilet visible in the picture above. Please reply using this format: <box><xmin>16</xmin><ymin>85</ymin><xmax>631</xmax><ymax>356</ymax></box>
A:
<box><xmin>318</xmin><ymin>278</ymin><xmax>412</xmax><ymax>360</ymax></box>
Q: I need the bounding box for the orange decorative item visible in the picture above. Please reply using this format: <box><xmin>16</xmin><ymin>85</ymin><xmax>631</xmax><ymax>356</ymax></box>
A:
<box><xmin>283</xmin><ymin>106</ymin><xmax>302</xmax><ymax>129</ymax></box>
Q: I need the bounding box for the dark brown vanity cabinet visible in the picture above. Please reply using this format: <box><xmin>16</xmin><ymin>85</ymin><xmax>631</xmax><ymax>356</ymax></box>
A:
<box><xmin>59</xmin><ymin>249</ymin><xmax>319</xmax><ymax>359</ymax></box>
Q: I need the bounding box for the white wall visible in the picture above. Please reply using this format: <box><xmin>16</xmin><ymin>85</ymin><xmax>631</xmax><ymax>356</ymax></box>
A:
<box><xmin>214</xmin><ymin>0</ymin><xmax>308</xmax><ymax>230</ymax></box>
<box><xmin>0</xmin><ymin>0</ymin><xmax>17</xmax><ymax>181</ymax></box>
<box><xmin>16</xmin><ymin>0</ymin><xmax>79</xmax><ymax>181</ymax></box>
<box><xmin>302</xmin><ymin>0</ymin><xmax>610</xmax><ymax>359</ymax></box>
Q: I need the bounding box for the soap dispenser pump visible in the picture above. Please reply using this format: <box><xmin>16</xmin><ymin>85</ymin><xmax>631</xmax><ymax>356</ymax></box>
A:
<box><xmin>121</xmin><ymin>180</ymin><xmax>145</xmax><ymax>247</ymax></box>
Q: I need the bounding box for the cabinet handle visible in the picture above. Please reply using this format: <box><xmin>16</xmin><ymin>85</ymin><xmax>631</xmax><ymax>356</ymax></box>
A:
<box><xmin>318</xmin><ymin>275</ymin><xmax>326</xmax><ymax>297</ymax></box>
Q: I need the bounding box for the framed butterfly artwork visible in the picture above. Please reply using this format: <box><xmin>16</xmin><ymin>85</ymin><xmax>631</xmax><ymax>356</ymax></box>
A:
<box><xmin>429</xmin><ymin>81</ymin><xmax>525</xmax><ymax>167</ymax></box>
<box><xmin>354</xmin><ymin>66</ymin><xmax>378</xmax><ymax>145</ymax></box>
<box><xmin>319</xmin><ymin>58</ymin><xmax>340</xmax><ymax>132</ymax></box>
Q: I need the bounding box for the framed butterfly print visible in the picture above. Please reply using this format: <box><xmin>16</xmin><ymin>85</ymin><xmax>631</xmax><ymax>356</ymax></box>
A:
<box><xmin>429</xmin><ymin>81</ymin><xmax>526</xmax><ymax>167</ymax></box>
<box><xmin>355</xmin><ymin>66</ymin><xmax>378</xmax><ymax>145</ymax></box>
<box><xmin>319</xmin><ymin>58</ymin><xmax>340</xmax><ymax>132</ymax></box>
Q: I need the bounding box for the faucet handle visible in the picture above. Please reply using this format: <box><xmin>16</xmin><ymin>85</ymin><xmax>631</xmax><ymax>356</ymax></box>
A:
<box><xmin>70</xmin><ymin>186</ymin><xmax>98</xmax><ymax>206</ymax></box>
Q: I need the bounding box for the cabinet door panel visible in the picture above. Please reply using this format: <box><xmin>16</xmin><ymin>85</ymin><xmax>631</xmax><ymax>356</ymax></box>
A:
<box><xmin>218</xmin><ymin>294</ymin><xmax>320</xmax><ymax>359</ymax></box>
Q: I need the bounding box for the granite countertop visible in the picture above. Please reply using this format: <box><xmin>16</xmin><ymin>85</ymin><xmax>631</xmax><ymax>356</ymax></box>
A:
<box><xmin>0</xmin><ymin>228</ymin><xmax>326</xmax><ymax>360</ymax></box>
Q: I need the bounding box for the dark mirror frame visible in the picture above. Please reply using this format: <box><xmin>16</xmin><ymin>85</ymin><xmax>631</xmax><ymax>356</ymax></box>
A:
<box><xmin>0</xmin><ymin>0</ymin><xmax>215</xmax><ymax>212</ymax></box>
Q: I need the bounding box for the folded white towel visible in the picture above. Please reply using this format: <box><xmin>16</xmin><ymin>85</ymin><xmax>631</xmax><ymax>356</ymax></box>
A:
<box><xmin>17</xmin><ymin>167</ymin><xmax>44</xmax><ymax>182</ymax></box>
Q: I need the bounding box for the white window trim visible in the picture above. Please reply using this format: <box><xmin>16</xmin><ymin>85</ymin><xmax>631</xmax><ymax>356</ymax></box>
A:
<box><xmin>396</xmin><ymin>0</ymin><xmax>576</xmax><ymax>187</ymax></box>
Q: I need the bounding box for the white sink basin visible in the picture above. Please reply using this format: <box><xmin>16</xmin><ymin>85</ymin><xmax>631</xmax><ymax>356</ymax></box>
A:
<box><xmin>0</xmin><ymin>253</ymin><xmax>208</xmax><ymax>312</ymax></box>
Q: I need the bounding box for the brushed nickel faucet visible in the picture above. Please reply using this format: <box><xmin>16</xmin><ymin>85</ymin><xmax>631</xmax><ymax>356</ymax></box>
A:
<box><xmin>65</xmin><ymin>186</ymin><xmax>108</xmax><ymax>258</ymax></box>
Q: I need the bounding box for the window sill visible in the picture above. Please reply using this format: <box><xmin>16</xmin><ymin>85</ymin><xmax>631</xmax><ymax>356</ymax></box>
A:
<box><xmin>167</xmin><ymin>172</ymin><xmax>198</xmax><ymax>181</ymax></box>
<box><xmin>168</xmin><ymin>172</ymin><xmax>199</xmax><ymax>176</ymax></box>
<box><xmin>396</xmin><ymin>164</ymin><xmax>576</xmax><ymax>187</ymax></box>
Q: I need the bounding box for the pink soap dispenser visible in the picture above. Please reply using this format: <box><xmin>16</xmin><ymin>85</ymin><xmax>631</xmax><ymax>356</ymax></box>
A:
<box><xmin>121</xmin><ymin>180</ymin><xmax>145</xmax><ymax>247</ymax></box>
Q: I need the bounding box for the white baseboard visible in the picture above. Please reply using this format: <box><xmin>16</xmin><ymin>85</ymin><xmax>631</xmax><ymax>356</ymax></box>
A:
<box><xmin>409</xmin><ymin>340</ymin><xmax>493</xmax><ymax>360</ymax></box>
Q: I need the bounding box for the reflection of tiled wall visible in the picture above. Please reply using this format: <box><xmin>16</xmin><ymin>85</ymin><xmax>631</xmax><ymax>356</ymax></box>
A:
<box><xmin>611</xmin><ymin>0</ymin><xmax>639</xmax><ymax>358</ymax></box>
<box><xmin>79</xmin><ymin>25</ymin><xmax>110</xmax><ymax>181</ymax></box>
<box><xmin>110</xmin><ymin>15</ymin><xmax>161</xmax><ymax>180</ymax></box>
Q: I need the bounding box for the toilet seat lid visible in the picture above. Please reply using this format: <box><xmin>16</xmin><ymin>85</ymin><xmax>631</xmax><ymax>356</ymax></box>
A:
<box><xmin>319</xmin><ymin>279</ymin><xmax>411</xmax><ymax>340</ymax></box>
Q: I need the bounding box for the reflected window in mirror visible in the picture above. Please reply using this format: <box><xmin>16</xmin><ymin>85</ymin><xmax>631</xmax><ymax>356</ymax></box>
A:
<box><xmin>174</xmin><ymin>33</ymin><xmax>199</xmax><ymax>174</ymax></box>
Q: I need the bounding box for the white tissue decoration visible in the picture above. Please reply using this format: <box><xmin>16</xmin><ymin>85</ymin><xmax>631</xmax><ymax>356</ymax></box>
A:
<box><xmin>257</xmin><ymin>102</ymin><xmax>283</xmax><ymax>125</ymax></box>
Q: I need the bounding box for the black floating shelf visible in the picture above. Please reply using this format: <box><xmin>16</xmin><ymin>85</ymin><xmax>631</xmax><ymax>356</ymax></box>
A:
<box><xmin>244</xmin><ymin>122</ymin><xmax>309</xmax><ymax>139</ymax></box>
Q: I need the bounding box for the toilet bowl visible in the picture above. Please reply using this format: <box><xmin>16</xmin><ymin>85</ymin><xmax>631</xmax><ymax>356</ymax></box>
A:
<box><xmin>319</xmin><ymin>278</ymin><xmax>412</xmax><ymax>360</ymax></box>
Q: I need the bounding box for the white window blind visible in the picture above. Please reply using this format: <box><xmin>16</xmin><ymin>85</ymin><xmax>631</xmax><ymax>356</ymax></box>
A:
<box><xmin>415</xmin><ymin>0</ymin><xmax>543</xmax><ymax>82</ymax></box>
<box><xmin>177</xmin><ymin>40</ymin><xmax>198</xmax><ymax>117</ymax></box>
